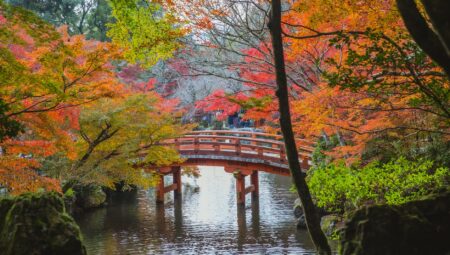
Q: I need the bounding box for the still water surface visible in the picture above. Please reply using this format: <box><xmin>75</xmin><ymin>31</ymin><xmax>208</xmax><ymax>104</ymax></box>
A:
<box><xmin>75</xmin><ymin>166</ymin><xmax>317</xmax><ymax>254</ymax></box>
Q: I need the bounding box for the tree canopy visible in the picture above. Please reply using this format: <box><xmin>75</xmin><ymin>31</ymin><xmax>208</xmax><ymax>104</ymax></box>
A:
<box><xmin>0</xmin><ymin>0</ymin><xmax>186</xmax><ymax>194</ymax></box>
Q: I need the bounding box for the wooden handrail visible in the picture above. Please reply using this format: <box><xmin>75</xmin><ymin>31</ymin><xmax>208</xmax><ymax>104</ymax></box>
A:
<box><xmin>164</xmin><ymin>135</ymin><xmax>314</xmax><ymax>153</ymax></box>
<box><xmin>188</xmin><ymin>130</ymin><xmax>281</xmax><ymax>137</ymax></box>
<box><xmin>140</xmin><ymin>131</ymin><xmax>314</xmax><ymax>176</ymax></box>
<box><xmin>185</xmin><ymin>130</ymin><xmax>314</xmax><ymax>145</ymax></box>
<box><xmin>158</xmin><ymin>131</ymin><xmax>314</xmax><ymax>168</ymax></box>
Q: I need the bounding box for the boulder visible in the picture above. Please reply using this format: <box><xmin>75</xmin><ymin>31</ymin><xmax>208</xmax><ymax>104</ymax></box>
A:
<box><xmin>293</xmin><ymin>198</ymin><xmax>327</xmax><ymax>230</ymax></box>
<box><xmin>320</xmin><ymin>214</ymin><xmax>344</xmax><ymax>238</ymax></box>
<box><xmin>63</xmin><ymin>188</ymin><xmax>76</xmax><ymax>214</ymax></box>
<box><xmin>293</xmin><ymin>198</ymin><xmax>303</xmax><ymax>218</ymax></box>
<box><xmin>294</xmin><ymin>198</ymin><xmax>307</xmax><ymax>229</ymax></box>
<box><xmin>296</xmin><ymin>214</ymin><xmax>307</xmax><ymax>229</ymax></box>
<box><xmin>340</xmin><ymin>190</ymin><xmax>450</xmax><ymax>255</ymax></box>
<box><xmin>74</xmin><ymin>184</ymin><xmax>106</xmax><ymax>210</ymax></box>
<box><xmin>0</xmin><ymin>192</ymin><xmax>86</xmax><ymax>255</ymax></box>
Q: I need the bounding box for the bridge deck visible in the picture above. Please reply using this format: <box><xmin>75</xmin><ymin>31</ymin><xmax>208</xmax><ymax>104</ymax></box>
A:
<box><xmin>162</xmin><ymin>130</ymin><xmax>313</xmax><ymax>176</ymax></box>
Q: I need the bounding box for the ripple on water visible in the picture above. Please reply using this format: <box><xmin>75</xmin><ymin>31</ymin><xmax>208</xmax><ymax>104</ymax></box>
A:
<box><xmin>75</xmin><ymin>166</ymin><xmax>317</xmax><ymax>254</ymax></box>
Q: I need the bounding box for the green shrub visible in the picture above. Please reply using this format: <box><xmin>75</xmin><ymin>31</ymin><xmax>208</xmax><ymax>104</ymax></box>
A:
<box><xmin>64</xmin><ymin>188</ymin><xmax>75</xmax><ymax>199</ymax></box>
<box><xmin>307</xmin><ymin>157</ymin><xmax>449</xmax><ymax>213</ymax></box>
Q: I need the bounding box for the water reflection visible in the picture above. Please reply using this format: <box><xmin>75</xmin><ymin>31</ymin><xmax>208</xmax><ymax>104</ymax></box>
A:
<box><xmin>75</xmin><ymin>166</ymin><xmax>317</xmax><ymax>254</ymax></box>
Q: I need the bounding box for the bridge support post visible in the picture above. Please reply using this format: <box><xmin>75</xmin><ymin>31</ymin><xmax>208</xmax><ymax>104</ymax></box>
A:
<box><xmin>156</xmin><ymin>167</ymin><xmax>182</xmax><ymax>204</ymax></box>
<box><xmin>235</xmin><ymin>170</ymin><xmax>259</xmax><ymax>206</ymax></box>
<box><xmin>301</xmin><ymin>157</ymin><xmax>309</xmax><ymax>170</ymax></box>
<box><xmin>250</xmin><ymin>171</ymin><xmax>259</xmax><ymax>202</ymax></box>
<box><xmin>235</xmin><ymin>172</ymin><xmax>246</xmax><ymax>206</ymax></box>
<box><xmin>156</xmin><ymin>174</ymin><xmax>165</xmax><ymax>204</ymax></box>
<box><xmin>172</xmin><ymin>166</ymin><xmax>182</xmax><ymax>199</ymax></box>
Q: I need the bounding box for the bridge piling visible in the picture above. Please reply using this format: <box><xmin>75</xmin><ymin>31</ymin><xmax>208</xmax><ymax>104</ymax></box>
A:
<box><xmin>250</xmin><ymin>171</ymin><xmax>259</xmax><ymax>202</ymax></box>
<box><xmin>156</xmin><ymin>174</ymin><xmax>165</xmax><ymax>204</ymax></box>
<box><xmin>301</xmin><ymin>157</ymin><xmax>309</xmax><ymax>170</ymax></box>
<box><xmin>235</xmin><ymin>172</ymin><xmax>246</xmax><ymax>205</ymax></box>
<box><xmin>172</xmin><ymin>166</ymin><xmax>182</xmax><ymax>199</ymax></box>
<box><xmin>235</xmin><ymin>170</ymin><xmax>260</xmax><ymax>206</ymax></box>
<box><xmin>156</xmin><ymin>167</ymin><xmax>182</xmax><ymax>204</ymax></box>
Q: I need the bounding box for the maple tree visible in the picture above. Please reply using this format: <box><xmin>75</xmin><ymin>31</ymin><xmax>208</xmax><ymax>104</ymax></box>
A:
<box><xmin>107</xmin><ymin>0</ymin><xmax>184</xmax><ymax>67</ymax></box>
<box><xmin>0</xmin><ymin>2</ymin><xmax>118</xmax><ymax>194</ymax></box>
<box><xmin>64</xmin><ymin>91</ymin><xmax>186</xmax><ymax>189</ymax></box>
<box><xmin>0</xmin><ymin>1</ymin><xmax>186</xmax><ymax>194</ymax></box>
<box><xmin>276</xmin><ymin>0</ymin><xmax>449</xmax><ymax>165</ymax></box>
<box><xmin>183</xmin><ymin>0</ymin><xmax>450</xmax><ymax>165</ymax></box>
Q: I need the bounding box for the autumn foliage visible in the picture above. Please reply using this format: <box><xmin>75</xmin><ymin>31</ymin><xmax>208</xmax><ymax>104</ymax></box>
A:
<box><xmin>170</xmin><ymin>0</ymin><xmax>449</xmax><ymax>165</ymax></box>
<box><xmin>1</xmin><ymin>0</ymin><xmax>449</xmax><ymax>195</ymax></box>
<box><xmin>0</xmin><ymin>2</ymin><xmax>186</xmax><ymax>194</ymax></box>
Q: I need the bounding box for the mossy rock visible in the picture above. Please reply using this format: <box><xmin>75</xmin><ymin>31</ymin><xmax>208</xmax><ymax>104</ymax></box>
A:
<box><xmin>73</xmin><ymin>184</ymin><xmax>106</xmax><ymax>210</ymax></box>
<box><xmin>320</xmin><ymin>214</ymin><xmax>343</xmax><ymax>239</ymax></box>
<box><xmin>340</xmin><ymin>190</ymin><xmax>450</xmax><ymax>255</ymax></box>
<box><xmin>293</xmin><ymin>198</ymin><xmax>303</xmax><ymax>218</ymax></box>
<box><xmin>0</xmin><ymin>192</ymin><xmax>86</xmax><ymax>255</ymax></box>
<box><xmin>296</xmin><ymin>214</ymin><xmax>307</xmax><ymax>229</ymax></box>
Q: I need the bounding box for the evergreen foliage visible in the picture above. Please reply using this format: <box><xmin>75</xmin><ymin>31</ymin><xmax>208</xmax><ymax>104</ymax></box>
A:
<box><xmin>307</xmin><ymin>158</ymin><xmax>449</xmax><ymax>213</ymax></box>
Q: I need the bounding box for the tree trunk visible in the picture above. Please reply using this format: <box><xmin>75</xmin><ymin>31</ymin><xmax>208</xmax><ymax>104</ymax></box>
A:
<box><xmin>268</xmin><ymin>1</ymin><xmax>331</xmax><ymax>254</ymax></box>
<box><xmin>397</xmin><ymin>0</ymin><xmax>450</xmax><ymax>78</ymax></box>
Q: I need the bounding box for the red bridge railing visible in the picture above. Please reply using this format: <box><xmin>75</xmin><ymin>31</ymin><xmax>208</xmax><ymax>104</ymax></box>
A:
<box><xmin>163</xmin><ymin>130</ymin><xmax>314</xmax><ymax>170</ymax></box>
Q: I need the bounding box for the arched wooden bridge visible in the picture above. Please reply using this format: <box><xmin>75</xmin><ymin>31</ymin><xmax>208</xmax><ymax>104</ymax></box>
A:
<box><xmin>155</xmin><ymin>130</ymin><xmax>314</xmax><ymax>206</ymax></box>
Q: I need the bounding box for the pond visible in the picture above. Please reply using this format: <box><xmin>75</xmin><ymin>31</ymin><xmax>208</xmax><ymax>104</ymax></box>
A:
<box><xmin>75</xmin><ymin>166</ymin><xmax>318</xmax><ymax>254</ymax></box>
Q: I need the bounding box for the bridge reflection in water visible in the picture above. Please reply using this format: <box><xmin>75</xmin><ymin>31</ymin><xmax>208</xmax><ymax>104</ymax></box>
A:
<box><xmin>156</xmin><ymin>130</ymin><xmax>314</xmax><ymax>207</ymax></box>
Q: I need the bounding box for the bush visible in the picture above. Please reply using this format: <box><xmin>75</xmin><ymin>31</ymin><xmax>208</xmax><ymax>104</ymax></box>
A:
<box><xmin>64</xmin><ymin>188</ymin><xmax>75</xmax><ymax>199</ymax></box>
<box><xmin>307</xmin><ymin>157</ymin><xmax>449</xmax><ymax>213</ymax></box>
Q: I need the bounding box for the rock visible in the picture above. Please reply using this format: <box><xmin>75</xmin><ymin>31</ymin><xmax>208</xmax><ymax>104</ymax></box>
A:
<box><xmin>340</xmin><ymin>190</ymin><xmax>450</xmax><ymax>255</ymax></box>
<box><xmin>294</xmin><ymin>198</ymin><xmax>306</xmax><ymax>229</ymax></box>
<box><xmin>0</xmin><ymin>192</ymin><xmax>86</xmax><ymax>255</ymax></box>
<box><xmin>293</xmin><ymin>198</ymin><xmax>327</xmax><ymax>218</ymax></box>
<box><xmin>293</xmin><ymin>198</ymin><xmax>303</xmax><ymax>218</ymax></box>
<box><xmin>74</xmin><ymin>184</ymin><xmax>106</xmax><ymax>210</ymax></box>
<box><xmin>63</xmin><ymin>188</ymin><xmax>76</xmax><ymax>214</ymax></box>
<box><xmin>293</xmin><ymin>198</ymin><xmax>330</xmax><ymax>231</ymax></box>
<box><xmin>320</xmin><ymin>214</ymin><xmax>344</xmax><ymax>238</ymax></box>
<box><xmin>296</xmin><ymin>214</ymin><xmax>307</xmax><ymax>229</ymax></box>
